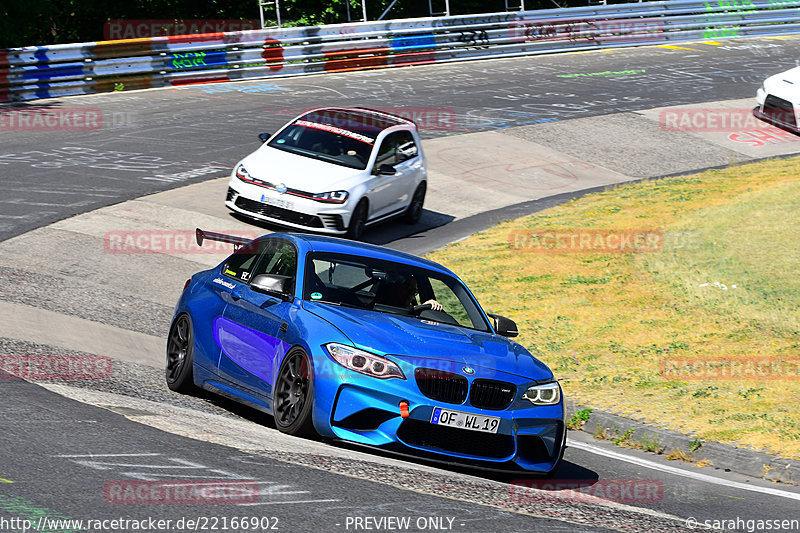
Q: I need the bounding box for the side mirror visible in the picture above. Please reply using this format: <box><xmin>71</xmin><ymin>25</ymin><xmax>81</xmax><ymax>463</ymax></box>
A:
<box><xmin>374</xmin><ymin>164</ymin><xmax>397</xmax><ymax>176</ymax></box>
<box><xmin>487</xmin><ymin>313</ymin><xmax>518</xmax><ymax>338</ymax></box>
<box><xmin>258</xmin><ymin>132</ymin><xmax>271</xmax><ymax>143</ymax></box>
<box><xmin>250</xmin><ymin>274</ymin><xmax>293</xmax><ymax>301</ymax></box>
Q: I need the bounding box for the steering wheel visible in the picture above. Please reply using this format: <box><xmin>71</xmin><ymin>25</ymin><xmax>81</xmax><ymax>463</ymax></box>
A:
<box><xmin>412</xmin><ymin>303</ymin><xmax>433</xmax><ymax>315</ymax></box>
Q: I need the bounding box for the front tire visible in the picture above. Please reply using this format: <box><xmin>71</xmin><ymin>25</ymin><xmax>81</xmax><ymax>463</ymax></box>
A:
<box><xmin>347</xmin><ymin>199</ymin><xmax>368</xmax><ymax>240</ymax></box>
<box><xmin>166</xmin><ymin>314</ymin><xmax>195</xmax><ymax>393</ymax></box>
<box><xmin>404</xmin><ymin>182</ymin><xmax>426</xmax><ymax>224</ymax></box>
<box><xmin>274</xmin><ymin>348</ymin><xmax>317</xmax><ymax>437</ymax></box>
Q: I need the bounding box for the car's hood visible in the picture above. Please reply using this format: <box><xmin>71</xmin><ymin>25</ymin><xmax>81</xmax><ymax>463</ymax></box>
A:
<box><xmin>304</xmin><ymin>302</ymin><xmax>553</xmax><ymax>381</ymax></box>
<box><xmin>764</xmin><ymin>66</ymin><xmax>800</xmax><ymax>99</ymax></box>
<box><xmin>240</xmin><ymin>146</ymin><xmax>363</xmax><ymax>192</ymax></box>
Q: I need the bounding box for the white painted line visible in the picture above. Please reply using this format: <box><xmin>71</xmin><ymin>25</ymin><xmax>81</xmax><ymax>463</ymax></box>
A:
<box><xmin>3</xmin><ymin>188</ymin><xmax>117</xmax><ymax>197</ymax></box>
<box><xmin>123</xmin><ymin>473</ymin><xmax>249</xmax><ymax>480</ymax></box>
<box><xmin>0</xmin><ymin>214</ymin><xmax>48</xmax><ymax>219</ymax></box>
<box><xmin>238</xmin><ymin>499</ymin><xmax>340</xmax><ymax>506</ymax></box>
<box><xmin>568</xmin><ymin>439</ymin><xmax>800</xmax><ymax>502</ymax></box>
<box><xmin>165</xmin><ymin>478</ymin><xmax>294</xmax><ymax>486</ymax></box>
<box><xmin>291</xmin><ymin>84</ymin><xmax>348</xmax><ymax>97</ymax></box>
<box><xmin>0</xmin><ymin>200</ymin><xmax>94</xmax><ymax>207</ymax></box>
<box><xmin>54</xmin><ymin>453</ymin><xmax>161</xmax><ymax>457</ymax></box>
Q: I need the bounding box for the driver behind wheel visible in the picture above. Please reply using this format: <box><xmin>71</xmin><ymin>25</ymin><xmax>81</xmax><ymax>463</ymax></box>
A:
<box><xmin>375</xmin><ymin>273</ymin><xmax>443</xmax><ymax>311</ymax></box>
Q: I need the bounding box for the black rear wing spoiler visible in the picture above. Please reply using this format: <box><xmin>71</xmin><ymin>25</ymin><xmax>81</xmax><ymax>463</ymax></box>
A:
<box><xmin>195</xmin><ymin>228</ymin><xmax>254</xmax><ymax>251</ymax></box>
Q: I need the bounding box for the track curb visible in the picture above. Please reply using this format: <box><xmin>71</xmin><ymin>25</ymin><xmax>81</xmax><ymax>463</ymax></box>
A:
<box><xmin>565</xmin><ymin>402</ymin><xmax>800</xmax><ymax>485</ymax></box>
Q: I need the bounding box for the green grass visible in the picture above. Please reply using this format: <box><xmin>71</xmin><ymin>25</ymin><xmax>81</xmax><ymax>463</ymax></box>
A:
<box><xmin>566</xmin><ymin>408</ymin><xmax>593</xmax><ymax>430</ymax></box>
<box><xmin>428</xmin><ymin>156</ymin><xmax>800</xmax><ymax>458</ymax></box>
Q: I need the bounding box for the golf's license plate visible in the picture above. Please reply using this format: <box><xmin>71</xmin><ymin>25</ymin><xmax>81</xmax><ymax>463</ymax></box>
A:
<box><xmin>261</xmin><ymin>194</ymin><xmax>293</xmax><ymax>211</ymax></box>
<box><xmin>431</xmin><ymin>407</ymin><xmax>500</xmax><ymax>434</ymax></box>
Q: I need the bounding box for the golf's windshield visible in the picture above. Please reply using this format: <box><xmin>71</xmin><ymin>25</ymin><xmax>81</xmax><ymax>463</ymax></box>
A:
<box><xmin>267</xmin><ymin>110</ymin><xmax>394</xmax><ymax>170</ymax></box>
<box><xmin>303</xmin><ymin>252</ymin><xmax>490</xmax><ymax>332</ymax></box>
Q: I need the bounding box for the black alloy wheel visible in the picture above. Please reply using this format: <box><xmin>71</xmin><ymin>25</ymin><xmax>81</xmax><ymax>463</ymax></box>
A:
<box><xmin>166</xmin><ymin>314</ymin><xmax>195</xmax><ymax>393</ymax></box>
<box><xmin>274</xmin><ymin>348</ymin><xmax>316</xmax><ymax>436</ymax></box>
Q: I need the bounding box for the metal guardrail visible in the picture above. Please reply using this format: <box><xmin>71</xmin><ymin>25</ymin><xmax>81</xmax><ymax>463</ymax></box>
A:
<box><xmin>2</xmin><ymin>0</ymin><xmax>799</xmax><ymax>102</ymax></box>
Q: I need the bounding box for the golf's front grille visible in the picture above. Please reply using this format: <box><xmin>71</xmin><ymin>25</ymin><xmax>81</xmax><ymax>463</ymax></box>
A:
<box><xmin>234</xmin><ymin>197</ymin><xmax>323</xmax><ymax>228</ymax></box>
<box><xmin>469</xmin><ymin>379</ymin><xmax>516</xmax><ymax>410</ymax></box>
<box><xmin>415</xmin><ymin>368</ymin><xmax>468</xmax><ymax>405</ymax></box>
<box><xmin>397</xmin><ymin>419</ymin><xmax>514</xmax><ymax>459</ymax></box>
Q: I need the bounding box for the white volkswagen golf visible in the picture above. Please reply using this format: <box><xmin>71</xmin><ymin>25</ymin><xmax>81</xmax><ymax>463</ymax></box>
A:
<box><xmin>225</xmin><ymin>107</ymin><xmax>427</xmax><ymax>240</ymax></box>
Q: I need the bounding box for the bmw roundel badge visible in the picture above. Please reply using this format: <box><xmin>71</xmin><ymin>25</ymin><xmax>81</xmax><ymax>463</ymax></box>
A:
<box><xmin>462</xmin><ymin>366</ymin><xmax>475</xmax><ymax>375</ymax></box>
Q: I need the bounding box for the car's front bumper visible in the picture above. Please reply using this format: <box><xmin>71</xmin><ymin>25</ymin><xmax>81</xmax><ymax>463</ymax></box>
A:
<box><xmin>226</xmin><ymin>181</ymin><xmax>349</xmax><ymax>235</ymax></box>
<box><xmin>311</xmin><ymin>354</ymin><xmax>566</xmax><ymax>474</ymax></box>
<box><xmin>753</xmin><ymin>89</ymin><xmax>799</xmax><ymax>133</ymax></box>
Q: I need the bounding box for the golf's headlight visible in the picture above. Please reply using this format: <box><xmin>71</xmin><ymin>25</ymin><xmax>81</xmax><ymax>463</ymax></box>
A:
<box><xmin>312</xmin><ymin>191</ymin><xmax>349</xmax><ymax>203</ymax></box>
<box><xmin>235</xmin><ymin>164</ymin><xmax>251</xmax><ymax>181</ymax></box>
<box><xmin>523</xmin><ymin>382</ymin><xmax>561</xmax><ymax>405</ymax></box>
<box><xmin>325</xmin><ymin>343</ymin><xmax>405</xmax><ymax>380</ymax></box>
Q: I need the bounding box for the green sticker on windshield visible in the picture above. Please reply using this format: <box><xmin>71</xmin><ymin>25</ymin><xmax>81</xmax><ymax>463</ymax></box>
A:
<box><xmin>310</xmin><ymin>292</ymin><xmax>322</xmax><ymax>300</ymax></box>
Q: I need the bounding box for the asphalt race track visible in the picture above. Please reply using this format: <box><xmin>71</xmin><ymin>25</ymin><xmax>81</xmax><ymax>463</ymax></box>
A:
<box><xmin>2</xmin><ymin>36</ymin><xmax>799</xmax><ymax>242</ymax></box>
<box><xmin>2</xmin><ymin>36</ymin><xmax>800</xmax><ymax>532</ymax></box>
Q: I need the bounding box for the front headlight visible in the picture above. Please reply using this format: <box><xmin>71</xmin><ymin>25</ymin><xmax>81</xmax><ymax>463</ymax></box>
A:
<box><xmin>522</xmin><ymin>382</ymin><xmax>561</xmax><ymax>405</ymax></box>
<box><xmin>312</xmin><ymin>191</ymin><xmax>349</xmax><ymax>204</ymax></box>
<box><xmin>325</xmin><ymin>343</ymin><xmax>405</xmax><ymax>380</ymax></box>
<box><xmin>235</xmin><ymin>164</ymin><xmax>251</xmax><ymax>182</ymax></box>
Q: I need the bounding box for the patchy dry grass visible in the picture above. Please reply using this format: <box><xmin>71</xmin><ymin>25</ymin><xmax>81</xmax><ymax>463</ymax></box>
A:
<box><xmin>428</xmin><ymin>156</ymin><xmax>800</xmax><ymax>458</ymax></box>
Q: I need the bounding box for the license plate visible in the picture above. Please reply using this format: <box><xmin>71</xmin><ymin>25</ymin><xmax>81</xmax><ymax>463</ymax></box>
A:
<box><xmin>430</xmin><ymin>407</ymin><xmax>500</xmax><ymax>434</ymax></box>
<box><xmin>261</xmin><ymin>194</ymin><xmax>294</xmax><ymax>211</ymax></box>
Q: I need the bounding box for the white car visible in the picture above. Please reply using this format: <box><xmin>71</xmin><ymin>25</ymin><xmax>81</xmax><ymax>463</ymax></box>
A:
<box><xmin>755</xmin><ymin>66</ymin><xmax>800</xmax><ymax>132</ymax></box>
<box><xmin>225</xmin><ymin>107</ymin><xmax>427</xmax><ymax>240</ymax></box>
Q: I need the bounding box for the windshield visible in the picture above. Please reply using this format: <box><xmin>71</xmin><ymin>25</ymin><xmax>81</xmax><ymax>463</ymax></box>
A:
<box><xmin>303</xmin><ymin>252</ymin><xmax>490</xmax><ymax>332</ymax></box>
<box><xmin>268</xmin><ymin>111</ymin><xmax>387</xmax><ymax>170</ymax></box>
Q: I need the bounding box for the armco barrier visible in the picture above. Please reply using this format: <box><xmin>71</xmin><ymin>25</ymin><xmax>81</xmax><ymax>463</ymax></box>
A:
<box><xmin>2</xmin><ymin>0</ymin><xmax>800</xmax><ymax>102</ymax></box>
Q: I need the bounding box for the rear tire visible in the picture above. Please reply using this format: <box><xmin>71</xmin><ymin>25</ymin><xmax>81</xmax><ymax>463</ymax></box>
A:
<box><xmin>166</xmin><ymin>314</ymin><xmax>195</xmax><ymax>393</ymax></box>
<box><xmin>404</xmin><ymin>182</ymin><xmax>426</xmax><ymax>224</ymax></box>
<box><xmin>347</xmin><ymin>199</ymin><xmax>368</xmax><ymax>240</ymax></box>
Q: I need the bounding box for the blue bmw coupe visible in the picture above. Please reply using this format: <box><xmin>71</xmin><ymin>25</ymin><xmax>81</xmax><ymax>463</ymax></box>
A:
<box><xmin>166</xmin><ymin>229</ymin><xmax>565</xmax><ymax>474</ymax></box>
